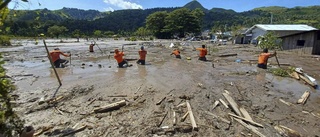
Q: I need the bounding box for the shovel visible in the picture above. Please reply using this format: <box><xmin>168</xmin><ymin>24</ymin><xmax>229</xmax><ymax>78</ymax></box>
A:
<box><xmin>274</xmin><ymin>51</ymin><xmax>280</xmax><ymax>67</ymax></box>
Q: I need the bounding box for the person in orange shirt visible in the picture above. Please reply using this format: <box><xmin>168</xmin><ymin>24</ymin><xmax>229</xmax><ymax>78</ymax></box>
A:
<box><xmin>114</xmin><ymin>49</ymin><xmax>128</xmax><ymax>68</ymax></box>
<box><xmin>196</xmin><ymin>45</ymin><xmax>207</xmax><ymax>61</ymax></box>
<box><xmin>170</xmin><ymin>49</ymin><xmax>181</xmax><ymax>59</ymax></box>
<box><xmin>89</xmin><ymin>43</ymin><xmax>95</xmax><ymax>52</ymax></box>
<box><xmin>137</xmin><ymin>46</ymin><xmax>147</xmax><ymax>65</ymax></box>
<box><xmin>49</xmin><ymin>48</ymin><xmax>71</xmax><ymax>68</ymax></box>
<box><xmin>257</xmin><ymin>48</ymin><xmax>276</xmax><ymax>69</ymax></box>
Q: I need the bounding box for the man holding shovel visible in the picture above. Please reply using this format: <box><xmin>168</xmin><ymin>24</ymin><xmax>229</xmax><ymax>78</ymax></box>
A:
<box><xmin>49</xmin><ymin>48</ymin><xmax>71</xmax><ymax>68</ymax></box>
<box><xmin>257</xmin><ymin>48</ymin><xmax>277</xmax><ymax>69</ymax></box>
<box><xmin>114</xmin><ymin>49</ymin><xmax>129</xmax><ymax>68</ymax></box>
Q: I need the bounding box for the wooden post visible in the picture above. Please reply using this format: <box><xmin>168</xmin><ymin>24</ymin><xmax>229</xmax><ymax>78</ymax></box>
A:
<box><xmin>43</xmin><ymin>40</ymin><xmax>62</xmax><ymax>86</ymax></box>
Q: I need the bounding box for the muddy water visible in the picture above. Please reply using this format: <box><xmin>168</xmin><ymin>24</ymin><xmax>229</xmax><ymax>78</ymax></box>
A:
<box><xmin>1</xmin><ymin>39</ymin><xmax>320</xmax><ymax>136</ymax></box>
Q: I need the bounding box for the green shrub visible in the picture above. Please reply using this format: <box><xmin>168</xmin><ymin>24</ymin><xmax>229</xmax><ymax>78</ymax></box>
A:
<box><xmin>268</xmin><ymin>68</ymin><xmax>289</xmax><ymax>77</ymax></box>
<box><xmin>0</xmin><ymin>35</ymin><xmax>11</xmax><ymax>46</ymax></box>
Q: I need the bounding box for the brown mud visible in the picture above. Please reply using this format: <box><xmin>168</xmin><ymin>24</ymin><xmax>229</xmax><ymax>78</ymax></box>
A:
<box><xmin>1</xmin><ymin>38</ymin><xmax>320</xmax><ymax>137</ymax></box>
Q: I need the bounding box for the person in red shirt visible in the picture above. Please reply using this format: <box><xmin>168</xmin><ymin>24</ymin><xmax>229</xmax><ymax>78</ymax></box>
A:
<box><xmin>49</xmin><ymin>48</ymin><xmax>71</xmax><ymax>68</ymax></box>
<box><xmin>196</xmin><ymin>45</ymin><xmax>207</xmax><ymax>61</ymax></box>
<box><xmin>89</xmin><ymin>44</ymin><xmax>95</xmax><ymax>52</ymax></box>
<box><xmin>137</xmin><ymin>46</ymin><xmax>147</xmax><ymax>65</ymax></box>
<box><xmin>114</xmin><ymin>49</ymin><xmax>128</xmax><ymax>68</ymax></box>
<box><xmin>257</xmin><ymin>48</ymin><xmax>276</xmax><ymax>69</ymax></box>
<box><xmin>170</xmin><ymin>49</ymin><xmax>181</xmax><ymax>59</ymax></box>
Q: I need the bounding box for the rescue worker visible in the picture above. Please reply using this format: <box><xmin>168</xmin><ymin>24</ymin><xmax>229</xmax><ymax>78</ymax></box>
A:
<box><xmin>89</xmin><ymin>43</ymin><xmax>95</xmax><ymax>52</ymax></box>
<box><xmin>196</xmin><ymin>44</ymin><xmax>207</xmax><ymax>61</ymax></box>
<box><xmin>114</xmin><ymin>49</ymin><xmax>128</xmax><ymax>68</ymax></box>
<box><xmin>257</xmin><ymin>48</ymin><xmax>276</xmax><ymax>69</ymax></box>
<box><xmin>170</xmin><ymin>49</ymin><xmax>181</xmax><ymax>59</ymax></box>
<box><xmin>137</xmin><ymin>46</ymin><xmax>147</xmax><ymax>65</ymax></box>
<box><xmin>49</xmin><ymin>48</ymin><xmax>71</xmax><ymax>68</ymax></box>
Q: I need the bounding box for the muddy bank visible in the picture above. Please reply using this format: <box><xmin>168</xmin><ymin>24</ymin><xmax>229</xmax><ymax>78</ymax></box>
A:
<box><xmin>1</xmin><ymin>38</ymin><xmax>320</xmax><ymax>136</ymax></box>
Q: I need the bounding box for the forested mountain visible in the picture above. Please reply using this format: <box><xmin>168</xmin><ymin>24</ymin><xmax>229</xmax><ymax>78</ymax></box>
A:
<box><xmin>3</xmin><ymin>0</ymin><xmax>320</xmax><ymax>38</ymax></box>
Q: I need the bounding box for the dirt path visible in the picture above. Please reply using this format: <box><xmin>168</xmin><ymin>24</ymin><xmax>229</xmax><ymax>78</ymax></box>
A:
<box><xmin>1</xmin><ymin>38</ymin><xmax>320</xmax><ymax>136</ymax></box>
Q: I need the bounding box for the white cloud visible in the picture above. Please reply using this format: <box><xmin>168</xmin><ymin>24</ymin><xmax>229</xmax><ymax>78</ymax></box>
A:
<box><xmin>103</xmin><ymin>0</ymin><xmax>143</xmax><ymax>9</ymax></box>
<box><xmin>104</xmin><ymin>7</ymin><xmax>115</xmax><ymax>11</ymax></box>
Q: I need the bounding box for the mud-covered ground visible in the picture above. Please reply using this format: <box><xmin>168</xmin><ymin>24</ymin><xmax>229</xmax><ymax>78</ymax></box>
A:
<box><xmin>1</xmin><ymin>38</ymin><xmax>320</xmax><ymax>137</ymax></box>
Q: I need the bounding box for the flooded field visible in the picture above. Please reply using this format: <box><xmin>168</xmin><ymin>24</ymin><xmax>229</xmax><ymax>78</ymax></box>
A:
<box><xmin>1</xmin><ymin>38</ymin><xmax>320</xmax><ymax>136</ymax></box>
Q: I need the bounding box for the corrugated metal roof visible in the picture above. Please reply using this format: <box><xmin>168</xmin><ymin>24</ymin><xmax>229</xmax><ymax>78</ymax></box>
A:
<box><xmin>255</xmin><ymin>24</ymin><xmax>318</xmax><ymax>31</ymax></box>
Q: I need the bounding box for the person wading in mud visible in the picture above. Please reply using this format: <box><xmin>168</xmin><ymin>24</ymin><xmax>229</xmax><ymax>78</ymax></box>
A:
<box><xmin>89</xmin><ymin>43</ymin><xmax>95</xmax><ymax>52</ymax></box>
<box><xmin>137</xmin><ymin>46</ymin><xmax>147</xmax><ymax>65</ymax></box>
<box><xmin>170</xmin><ymin>49</ymin><xmax>181</xmax><ymax>59</ymax></box>
<box><xmin>196</xmin><ymin>44</ymin><xmax>207</xmax><ymax>61</ymax></box>
<box><xmin>49</xmin><ymin>48</ymin><xmax>71</xmax><ymax>68</ymax></box>
<box><xmin>257</xmin><ymin>48</ymin><xmax>276</xmax><ymax>69</ymax></box>
<box><xmin>114</xmin><ymin>49</ymin><xmax>129</xmax><ymax>68</ymax></box>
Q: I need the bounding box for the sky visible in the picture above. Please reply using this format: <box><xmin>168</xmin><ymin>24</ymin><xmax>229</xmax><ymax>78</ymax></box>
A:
<box><xmin>8</xmin><ymin>0</ymin><xmax>320</xmax><ymax>12</ymax></box>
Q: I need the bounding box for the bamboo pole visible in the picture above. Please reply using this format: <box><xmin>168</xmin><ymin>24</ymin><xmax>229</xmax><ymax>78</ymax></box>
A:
<box><xmin>43</xmin><ymin>40</ymin><xmax>62</xmax><ymax>86</ymax></box>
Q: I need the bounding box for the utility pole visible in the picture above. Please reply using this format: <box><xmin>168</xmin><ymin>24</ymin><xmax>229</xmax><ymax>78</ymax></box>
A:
<box><xmin>270</xmin><ymin>13</ymin><xmax>273</xmax><ymax>24</ymax></box>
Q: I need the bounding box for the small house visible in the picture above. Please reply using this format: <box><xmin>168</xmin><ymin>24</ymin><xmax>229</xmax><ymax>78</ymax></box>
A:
<box><xmin>280</xmin><ymin>30</ymin><xmax>320</xmax><ymax>55</ymax></box>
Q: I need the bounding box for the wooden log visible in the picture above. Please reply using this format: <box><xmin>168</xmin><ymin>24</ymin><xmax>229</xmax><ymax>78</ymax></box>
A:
<box><xmin>93</xmin><ymin>100</ymin><xmax>126</xmax><ymax>113</ymax></box>
<box><xmin>134</xmin><ymin>86</ymin><xmax>141</xmax><ymax>94</ymax></box>
<box><xmin>274</xmin><ymin>125</ymin><xmax>301</xmax><ymax>137</ymax></box>
<box><xmin>222</xmin><ymin>93</ymin><xmax>242</xmax><ymax>116</ymax></box>
<box><xmin>233</xmin><ymin>118</ymin><xmax>266</xmax><ymax>137</ymax></box>
<box><xmin>297</xmin><ymin>91</ymin><xmax>310</xmax><ymax>104</ymax></box>
<box><xmin>62</xmin><ymin>125</ymin><xmax>87</xmax><ymax>136</ymax></box>
<box><xmin>204</xmin><ymin>111</ymin><xmax>231</xmax><ymax>124</ymax></box>
<box><xmin>219</xmin><ymin>99</ymin><xmax>229</xmax><ymax>109</ymax></box>
<box><xmin>299</xmin><ymin>74</ymin><xmax>316</xmax><ymax>87</ymax></box>
<box><xmin>218</xmin><ymin>53</ymin><xmax>237</xmax><ymax>57</ymax></box>
<box><xmin>156</xmin><ymin>97</ymin><xmax>166</xmax><ymax>105</ymax></box>
<box><xmin>186</xmin><ymin>101</ymin><xmax>198</xmax><ymax>131</ymax></box>
<box><xmin>212</xmin><ymin>100</ymin><xmax>220</xmax><ymax>110</ymax></box>
<box><xmin>228</xmin><ymin>113</ymin><xmax>264</xmax><ymax>128</ymax></box>
<box><xmin>173</xmin><ymin>111</ymin><xmax>176</xmax><ymax>126</ymax></box>
<box><xmin>289</xmin><ymin>72</ymin><xmax>300</xmax><ymax>80</ymax></box>
<box><xmin>181</xmin><ymin>112</ymin><xmax>189</xmax><ymax>122</ymax></box>
<box><xmin>107</xmin><ymin>95</ymin><xmax>127</xmax><ymax>97</ymax></box>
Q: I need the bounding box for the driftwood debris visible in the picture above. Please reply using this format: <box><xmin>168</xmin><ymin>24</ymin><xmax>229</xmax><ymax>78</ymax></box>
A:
<box><xmin>205</xmin><ymin>111</ymin><xmax>231</xmax><ymax>124</ymax></box>
<box><xmin>239</xmin><ymin>107</ymin><xmax>253</xmax><ymax>121</ymax></box>
<box><xmin>228</xmin><ymin>113</ymin><xmax>264</xmax><ymax>128</ymax></box>
<box><xmin>93</xmin><ymin>100</ymin><xmax>126</xmax><ymax>113</ymax></box>
<box><xmin>218</xmin><ymin>53</ymin><xmax>237</xmax><ymax>57</ymax></box>
<box><xmin>274</xmin><ymin>125</ymin><xmax>301</xmax><ymax>137</ymax></box>
<box><xmin>107</xmin><ymin>95</ymin><xmax>127</xmax><ymax>97</ymax></box>
<box><xmin>219</xmin><ymin>99</ymin><xmax>229</xmax><ymax>109</ymax></box>
<box><xmin>212</xmin><ymin>100</ymin><xmax>220</xmax><ymax>110</ymax></box>
<box><xmin>222</xmin><ymin>93</ymin><xmax>242</xmax><ymax>116</ymax></box>
<box><xmin>158</xmin><ymin>111</ymin><xmax>168</xmax><ymax>127</ymax></box>
<box><xmin>61</xmin><ymin>125</ymin><xmax>87</xmax><ymax>136</ymax></box>
<box><xmin>135</xmin><ymin>86</ymin><xmax>141</xmax><ymax>94</ymax></box>
<box><xmin>279</xmin><ymin>99</ymin><xmax>293</xmax><ymax>106</ymax></box>
<box><xmin>181</xmin><ymin>112</ymin><xmax>189</xmax><ymax>122</ymax></box>
<box><xmin>173</xmin><ymin>111</ymin><xmax>176</xmax><ymax>126</ymax></box>
<box><xmin>297</xmin><ymin>91</ymin><xmax>310</xmax><ymax>104</ymax></box>
<box><xmin>46</xmin><ymin>96</ymin><xmax>64</xmax><ymax>104</ymax></box>
<box><xmin>156</xmin><ymin>97</ymin><xmax>166</xmax><ymax>105</ymax></box>
<box><xmin>34</xmin><ymin>126</ymin><xmax>54</xmax><ymax>136</ymax></box>
<box><xmin>289</xmin><ymin>72</ymin><xmax>300</xmax><ymax>80</ymax></box>
<box><xmin>186</xmin><ymin>101</ymin><xmax>198</xmax><ymax>131</ymax></box>
<box><xmin>299</xmin><ymin>74</ymin><xmax>316</xmax><ymax>88</ymax></box>
<box><xmin>233</xmin><ymin>118</ymin><xmax>266</xmax><ymax>137</ymax></box>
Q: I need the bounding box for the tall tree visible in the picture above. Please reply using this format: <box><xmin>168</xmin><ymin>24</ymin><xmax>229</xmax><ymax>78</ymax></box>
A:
<box><xmin>47</xmin><ymin>25</ymin><xmax>68</xmax><ymax>38</ymax></box>
<box><xmin>146</xmin><ymin>11</ymin><xmax>168</xmax><ymax>39</ymax></box>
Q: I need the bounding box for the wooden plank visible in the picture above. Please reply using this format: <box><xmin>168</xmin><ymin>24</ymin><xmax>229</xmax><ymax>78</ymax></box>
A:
<box><xmin>212</xmin><ymin>100</ymin><xmax>220</xmax><ymax>110</ymax></box>
<box><xmin>233</xmin><ymin>118</ymin><xmax>266</xmax><ymax>137</ymax></box>
<box><xmin>239</xmin><ymin>107</ymin><xmax>253</xmax><ymax>121</ymax></box>
<box><xmin>157</xmin><ymin>111</ymin><xmax>168</xmax><ymax>127</ymax></box>
<box><xmin>289</xmin><ymin>72</ymin><xmax>300</xmax><ymax>80</ymax></box>
<box><xmin>156</xmin><ymin>97</ymin><xmax>166</xmax><ymax>105</ymax></box>
<box><xmin>218</xmin><ymin>53</ymin><xmax>237</xmax><ymax>57</ymax></box>
<box><xmin>222</xmin><ymin>93</ymin><xmax>242</xmax><ymax>116</ymax></box>
<box><xmin>180</xmin><ymin>112</ymin><xmax>189</xmax><ymax>122</ymax></box>
<box><xmin>228</xmin><ymin>113</ymin><xmax>264</xmax><ymax>128</ymax></box>
<box><xmin>186</xmin><ymin>101</ymin><xmax>198</xmax><ymax>131</ymax></box>
<box><xmin>62</xmin><ymin>125</ymin><xmax>87</xmax><ymax>136</ymax></box>
<box><xmin>279</xmin><ymin>99</ymin><xmax>293</xmax><ymax>106</ymax></box>
<box><xmin>107</xmin><ymin>95</ymin><xmax>127</xmax><ymax>97</ymax></box>
<box><xmin>297</xmin><ymin>91</ymin><xmax>310</xmax><ymax>104</ymax></box>
<box><xmin>274</xmin><ymin>125</ymin><xmax>301</xmax><ymax>137</ymax></box>
<box><xmin>219</xmin><ymin>99</ymin><xmax>229</xmax><ymax>109</ymax></box>
<box><xmin>93</xmin><ymin>100</ymin><xmax>126</xmax><ymax>113</ymax></box>
<box><xmin>299</xmin><ymin>74</ymin><xmax>316</xmax><ymax>87</ymax></box>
